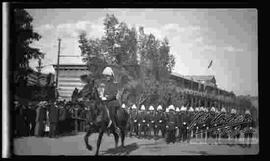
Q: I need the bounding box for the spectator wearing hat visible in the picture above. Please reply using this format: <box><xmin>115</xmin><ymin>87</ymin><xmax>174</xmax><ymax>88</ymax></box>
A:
<box><xmin>48</xmin><ymin>101</ymin><xmax>59</xmax><ymax>138</ymax></box>
<box><xmin>14</xmin><ymin>102</ymin><xmax>27</xmax><ymax>137</ymax></box>
<box><xmin>22</xmin><ymin>104</ymin><xmax>31</xmax><ymax>136</ymax></box>
<box><xmin>35</xmin><ymin>102</ymin><xmax>47</xmax><ymax>137</ymax></box>
<box><xmin>28</xmin><ymin>103</ymin><xmax>37</xmax><ymax>136</ymax></box>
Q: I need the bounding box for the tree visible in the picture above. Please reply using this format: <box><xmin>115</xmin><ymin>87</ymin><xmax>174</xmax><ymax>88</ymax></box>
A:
<box><xmin>78</xmin><ymin>14</ymin><xmax>176</xmax><ymax>107</ymax></box>
<box><xmin>78</xmin><ymin>31</ymin><xmax>107</xmax><ymax>78</ymax></box>
<box><xmin>13</xmin><ymin>9</ymin><xmax>44</xmax><ymax>80</ymax></box>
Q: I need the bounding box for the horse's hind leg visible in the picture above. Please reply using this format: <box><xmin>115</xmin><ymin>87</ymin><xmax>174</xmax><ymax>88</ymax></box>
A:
<box><xmin>95</xmin><ymin>131</ymin><xmax>104</xmax><ymax>156</ymax></box>
<box><xmin>120</xmin><ymin>129</ymin><xmax>125</xmax><ymax>148</ymax></box>
<box><xmin>84</xmin><ymin>130</ymin><xmax>93</xmax><ymax>151</ymax></box>
<box><xmin>112</xmin><ymin>130</ymin><xmax>119</xmax><ymax>149</ymax></box>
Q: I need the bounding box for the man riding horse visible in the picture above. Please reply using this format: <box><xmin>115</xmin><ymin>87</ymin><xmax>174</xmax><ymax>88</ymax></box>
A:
<box><xmin>77</xmin><ymin>66</ymin><xmax>129</xmax><ymax>155</ymax></box>
<box><xmin>96</xmin><ymin>66</ymin><xmax>121</xmax><ymax>135</ymax></box>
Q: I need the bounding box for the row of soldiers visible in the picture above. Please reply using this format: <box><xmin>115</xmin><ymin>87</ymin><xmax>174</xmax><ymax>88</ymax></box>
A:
<box><xmin>14</xmin><ymin>99</ymin><xmax>256</xmax><ymax>147</ymax></box>
<box><xmin>123</xmin><ymin>103</ymin><xmax>256</xmax><ymax>146</ymax></box>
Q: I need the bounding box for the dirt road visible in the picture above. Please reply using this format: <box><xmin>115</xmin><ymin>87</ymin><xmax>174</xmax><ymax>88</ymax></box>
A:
<box><xmin>13</xmin><ymin>132</ymin><xmax>259</xmax><ymax>155</ymax></box>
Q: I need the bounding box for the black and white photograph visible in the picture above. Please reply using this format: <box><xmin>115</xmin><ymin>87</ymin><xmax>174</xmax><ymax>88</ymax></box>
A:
<box><xmin>2</xmin><ymin>4</ymin><xmax>259</xmax><ymax>156</ymax></box>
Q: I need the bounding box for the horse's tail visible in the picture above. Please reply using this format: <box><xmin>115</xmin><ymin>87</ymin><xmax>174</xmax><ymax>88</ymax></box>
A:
<box><xmin>117</xmin><ymin>108</ymin><xmax>129</xmax><ymax>128</ymax></box>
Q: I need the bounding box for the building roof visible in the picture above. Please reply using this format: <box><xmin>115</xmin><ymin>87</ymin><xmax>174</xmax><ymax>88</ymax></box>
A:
<box><xmin>53</xmin><ymin>64</ymin><xmax>88</xmax><ymax>70</ymax></box>
<box><xmin>184</xmin><ymin>75</ymin><xmax>215</xmax><ymax>82</ymax></box>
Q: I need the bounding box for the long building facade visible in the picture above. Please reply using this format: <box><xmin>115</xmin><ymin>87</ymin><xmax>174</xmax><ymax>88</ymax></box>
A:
<box><xmin>53</xmin><ymin>64</ymin><xmax>235</xmax><ymax>102</ymax></box>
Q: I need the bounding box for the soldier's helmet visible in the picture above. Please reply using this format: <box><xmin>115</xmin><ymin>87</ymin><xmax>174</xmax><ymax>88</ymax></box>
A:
<box><xmin>168</xmin><ymin>105</ymin><xmax>175</xmax><ymax>112</ymax></box>
<box><xmin>149</xmin><ymin>105</ymin><xmax>154</xmax><ymax>111</ymax></box>
<box><xmin>131</xmin><ymin>104</ymin><xmax>137</xmax><ymax>110</ymax></box>
<box><xmin>215</xmin><ymin>109</ymin><xmax>220</xmax><ymax>114</ymax></box>
<box><xmin>175</xmin><ymin>107</ymin><xmax>180</xmax><ymax>112</ymax></box>
<box><xmin>141</xmin><ymin>105</ymin><xmax>146</xmax><ymax>111</ymax></box>
<box><xmin>199</xmin><ymin>106</ymin><xmax>204</xmax><ymax>112</ymax></box>
<box><xmin>195</xmin><ymin>107</ymin><xmax>199</xmax><ymax>112</ymax></box>
<box><xmin>231</xmin><ymin>108</ymin><xmax>236</xmax><ymax>114</ymax></box>
<box><xmin>121</xmin><ymin>103</ymin><xmax>126</xmax><ymax>109</ymax></box>
<box><xmin>180</xmin><ymin>106</ymin><xmax>186</xmax><ymax>112</ymax></box>
<box><xmin>221</xmin><ymin>107</ymin><xmax>226</xmax><ymax>113</ymax></box>
<box><xmin>188</xmin><ymin>107</ymin><xmax>194</xmax><ymax>112</ymax></box>
<box><xmin>102</xmin><ymin>66</ymin><xmax>114</xmax><ymax>77</ymax></box>
<box><xmin>245</xmin><ymin>109</ymin><xmax>251</xmax><ymax>115</ymax></box>
<box><xmin>165</xmin><ymin>108</ymin><xmax>169</xmax><ymax>113</ymax></box>
<box><xmin>210</xmin><ymin>107</ymin><xmax>216</xmax><ymax>112</ymax></box>
<box><xmin>157</xmin><ymin>105</ymin><xmax>163</xmax><ymax>111</ymax></box>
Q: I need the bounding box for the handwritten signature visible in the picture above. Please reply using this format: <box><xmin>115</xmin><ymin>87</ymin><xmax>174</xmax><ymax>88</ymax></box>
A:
<box><xmin>187</xmin><ymin>112</ymin><xmax>254</xmax><ymax>135</ymax></box>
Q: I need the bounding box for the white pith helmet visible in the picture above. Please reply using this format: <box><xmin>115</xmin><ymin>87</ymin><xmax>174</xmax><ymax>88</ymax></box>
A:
<box><xmin>102</xmin><ymin>67</ymin><xmax>114</xmax><ymax>77</ymax></box>
<box><xmin>180</xmin><ymin>106</ymin><xmax>187</xmax><ymax>111</ymax></box>
<box><xmin>121</xmin><ymin>104</ymin><xmax>126</xmax><ymax>109</ymax></box>
<box><xmin>245</xmin><ymin>109</ymin><xmax>251</xmax><ymax>115</ymax></box>
<box><xmin>141</xmin><ymin>105</ymin><xmax>145</xmax><ymax>110</ymax></box>
<box><xmin>168</xmin><ymin>105</ymin><xmax>175</xmax><ymax>111</ymax></box>
<box><xmin>149</xmin><ymin>105</ymin><xmax>154</xmax><ymax>111</ymax></box>
<box><xmin>231</xmin><ymin>108</ymin><xmax>236</xmax><ymax>114</ymax></box>
<box><xmin>157</xmin><ymin>105</ymin><xmax>163</xmax><ymax>111</ymax></box>
<box><xmin>132</xmin><ymin>104</ymin><xmax>137</xmax><ymax>109</ymax></box>
<box><xmin>188</xmin><ymin>107</ymin><xmax>194</xmax><ymax>112</ymax></box>
<box><xmin>221</xmin><ymin>107</ymin><xmax>226</xmax><ymax>113</ymax></box>
<box><xmin>210</xmin><ymin>107</ymin><xmax>216</xmax><ymax>112</ymax></box>
<box><xmin>175</xmin><ymin>107</ymin><xmax>180</xmax><ymax>112</ymax></box>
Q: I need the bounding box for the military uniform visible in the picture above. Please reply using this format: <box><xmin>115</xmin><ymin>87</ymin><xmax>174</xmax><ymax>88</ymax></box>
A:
<box><xmin>129</xmin><ymin>105</ymin><xmax>138</xmax><ymax>136</ymax></box>
<box><xmin>165</xmin><ymin>105</ymin><xmax>177</xmax><ymax>144</ymax></box>
<box><xmin>181</xmin><ymin>108</ymin><xmax>188</xmax><ymax>142</ymax></box>
<box><xmin>154</xmin><ymin>105</ymin><xmax>166</xmax><ymax>138</ymax></box>
<box><xmin>98</xmin><ymin>78</ymin><xmax>121</xmax><ymax>130</ymax></box>
<box><xmin>243</xmin><ymin>110</ymin><xmax>254</xmax><ymax>147</ymax></box>
<box><xmin>138</xmin><ymin>106</ymin><xmax>149</xmax><ymax>137</ymax></box>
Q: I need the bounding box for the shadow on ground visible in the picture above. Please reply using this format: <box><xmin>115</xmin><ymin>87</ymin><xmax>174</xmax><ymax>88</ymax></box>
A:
<box><xmin>182</xmin><ymin>150</ymin><xmax>209</xmax><ymax>155</ymax></box>
<box><xmin>102</xmin><ymin>143</ymin><xmax>139</xmax><ymax>155</ymax></box>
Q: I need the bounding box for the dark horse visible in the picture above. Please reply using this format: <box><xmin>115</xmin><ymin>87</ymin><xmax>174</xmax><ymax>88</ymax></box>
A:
<box><xmin>77</xmin><ymin>83</ymin><xmax>129</xmax><ymax>156</ymax></box>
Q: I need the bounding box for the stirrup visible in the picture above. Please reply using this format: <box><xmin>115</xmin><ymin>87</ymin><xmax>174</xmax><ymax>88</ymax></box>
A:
<box><xmin>107</xmin><ymin>120</ymin><xmax>112</xmax><ymax>128</ymax></box>
<box><xmin>115</xmin><ymin>127</ymin><xmax>120</xmax><ymax>135</ymax></box>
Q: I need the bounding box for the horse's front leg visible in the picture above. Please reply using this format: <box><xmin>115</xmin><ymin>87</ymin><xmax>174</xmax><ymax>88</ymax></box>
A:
<box><xmin>112</xmin><ymin>129</ymin><xmax>119</xmax><ymax>149</ymax></box>
<box><xmin>95</xmin><ymin>130</ymin><xmax>104</xmax><ymax>156</ymax></box>
<box><xmin>84</xmin><ymin>129</ymin><xmax>93</xmax><ymax>151</ymax></box>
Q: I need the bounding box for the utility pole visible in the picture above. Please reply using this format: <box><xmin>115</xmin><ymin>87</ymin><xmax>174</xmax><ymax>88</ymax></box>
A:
<box><xmin>37</xmin><ymin>57</ymin><xmax>42</xmax><ymax>86</ymax></box>
<box><xmin>56</xmin><ymin>38</ymin><xmax>61</xmax><ymax>96</ymax></box>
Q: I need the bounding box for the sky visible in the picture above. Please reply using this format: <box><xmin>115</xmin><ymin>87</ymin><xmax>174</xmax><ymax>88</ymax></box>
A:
<box><xmin>26</xmin><ymin>9</ymin><xmax>258</xmax><ymax>97</ymax></box>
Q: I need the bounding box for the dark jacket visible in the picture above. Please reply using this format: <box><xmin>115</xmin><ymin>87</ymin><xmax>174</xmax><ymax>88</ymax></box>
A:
<box><xmin>48</xmin><ymin>104</ymin><xmax>59</xmax><ymax>123</ymax></box>
<box><xmin>29</xmin><ymin>107</ymin><xmax>37</xmax><ymax>123</ymax></box>
<box><xmin>100</xmin><ymin>80</ymin><xmax>120</xmax><ymax>107</ymax></box>
<box><xmin>38</xmin><ymin>107</ymin><xmax>47</xmax><ymax>122</ymax></box>
<box><xmin>58</xmin><ymin>107</ymin><xmax>66</xmax><ymax>121</ymax></box>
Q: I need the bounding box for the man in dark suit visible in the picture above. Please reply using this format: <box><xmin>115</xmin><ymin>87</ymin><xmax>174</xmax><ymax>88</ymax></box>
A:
<box><xmin>37</xmin><ymin>102</ymin><xmax>47</xmax><ymax>137</ymax></box>
<box><xmin>28</xmin><ymin>103</ymin><xmax>37</xmax><ymax>136</ymax></box>
<box><xmin>48</xmin><ymin>101</ymin><xmax>59</xmax><ymax>138</ymax></box>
